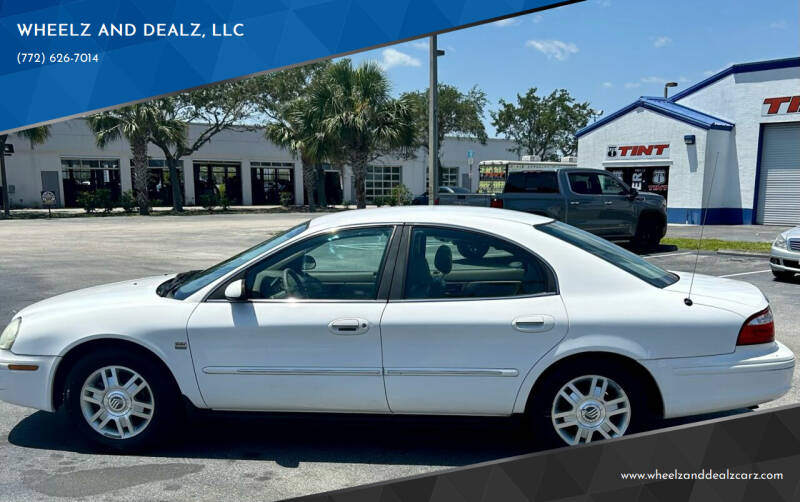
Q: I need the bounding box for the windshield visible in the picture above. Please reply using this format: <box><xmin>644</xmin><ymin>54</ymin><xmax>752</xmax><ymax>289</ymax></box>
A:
<box><xmin>537</xmin><ymin>221</ymin><xmax>678</xmax><ymax>288</ymax></box>
<box><xmin>171</xmin><ymin>221</ymin><xmax>309</xmax><ymax>300</ymax></box>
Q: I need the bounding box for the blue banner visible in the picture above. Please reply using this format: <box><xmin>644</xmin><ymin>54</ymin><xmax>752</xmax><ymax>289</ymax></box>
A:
<box><xmin>0</xmin><ymin>0</ymin><xmax>578</xmax><ymax>134</ymax></box>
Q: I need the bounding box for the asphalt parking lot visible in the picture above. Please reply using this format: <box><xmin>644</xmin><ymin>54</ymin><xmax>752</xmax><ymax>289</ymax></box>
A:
<box><xmin>0</xmin><ymin>214</ymin><xmax>797</xmax><ymax>501</ymax></box>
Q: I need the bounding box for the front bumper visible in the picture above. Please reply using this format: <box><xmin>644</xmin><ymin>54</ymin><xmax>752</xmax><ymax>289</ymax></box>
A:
<box><xmin>770</xmin><ymin>245</ymin><xmax>800</xmax><ymax>273</ymax></box>
<box><xmin>643</xmin><ymin>341</ymin><xmax>795</xmax><ymax>419</ymax></box>
<box><xmin>0</xmin><ymin>351</ymin><xmax>59</xmax><ymax>412</ymax></box>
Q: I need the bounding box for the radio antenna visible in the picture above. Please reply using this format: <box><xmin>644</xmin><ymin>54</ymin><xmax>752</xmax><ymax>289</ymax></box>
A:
<box><xmin>685</xmin><ymin>151</ymin><xmax>720</xmax><ymax>306</ymax></box>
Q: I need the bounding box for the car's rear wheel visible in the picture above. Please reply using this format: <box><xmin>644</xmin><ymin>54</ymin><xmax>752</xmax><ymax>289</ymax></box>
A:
<box><xmin>528</xmin><ymin>360</ymin><xmax>652</xmax><ymax>447</ymax></box>
<box><xmin>63</xmin><ymin>348</ymin><xmax>179</xmax><ymax>451</ymax></box>
<box><xmin>772</xmin><ymin>270</ymin><xmax>795</xmax><ymax>281</ymax></box>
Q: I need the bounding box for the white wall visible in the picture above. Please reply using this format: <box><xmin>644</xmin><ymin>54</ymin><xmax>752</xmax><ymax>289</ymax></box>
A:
<box><xmin>577</xmin><ymin>107</ymin><xmax>711</xmax><ymax>210</ymax></box>
<box><xmin>675</xmin><ymin>66</ymin><xmax>800</xmax><ymax>213</ymax></box>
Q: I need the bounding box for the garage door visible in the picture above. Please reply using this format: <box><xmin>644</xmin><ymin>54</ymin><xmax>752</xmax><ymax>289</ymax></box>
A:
<box><xmin>756</xmin><ymin>122</ymin><xmax>800</xmax><ymax>225</ymax></box>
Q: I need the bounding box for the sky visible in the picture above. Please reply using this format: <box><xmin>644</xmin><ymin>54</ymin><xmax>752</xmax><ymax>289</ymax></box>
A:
<box><xmin>346</xmin><ymin>0</ymin><xmax>799</xmax><ymax>137</ymax></box>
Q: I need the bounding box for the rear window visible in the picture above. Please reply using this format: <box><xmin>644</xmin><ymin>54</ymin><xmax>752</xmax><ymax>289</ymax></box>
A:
<box><xmin>537</xmin><ymin>221</ymin><xmax>678</xmax><ymax>288</ymax></box>
<box><xmin>504</xmin><ymin>172</ymin><xmax>560</xmax><ymax>194</ymax></box>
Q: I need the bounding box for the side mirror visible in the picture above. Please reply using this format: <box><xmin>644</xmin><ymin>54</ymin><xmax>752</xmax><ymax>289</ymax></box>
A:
<box><xmin>224</xmin><ymin>279</ymin><xmax>245</xmax><ymax>301</ymax></box>
<box><xmin>302</xmin><ymin>255</ymin><xmax>317</xmax><ymax>271</ymax></box>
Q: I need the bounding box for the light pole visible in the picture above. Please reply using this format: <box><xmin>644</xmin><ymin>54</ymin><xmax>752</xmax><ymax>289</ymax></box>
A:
<box><xmin>427</xmin><ymin>35</ymin><xmax>445</xmax><ymax>205</ymax></box>
<box><xmin>663</xmin><ymin>81</ymin><xmax>678</xmax><ymax>99</ymax></box>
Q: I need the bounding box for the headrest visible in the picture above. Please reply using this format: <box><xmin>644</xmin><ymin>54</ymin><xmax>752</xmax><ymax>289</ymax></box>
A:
<box><xmin>434</xmin><ymin>245</ymin><xmax>453</xmax><ymax>275</ymax></box>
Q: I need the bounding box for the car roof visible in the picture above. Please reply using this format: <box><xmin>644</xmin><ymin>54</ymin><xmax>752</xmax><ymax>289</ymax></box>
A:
<box><xmin>307</xmin><ymin>206</ymin><xmax>552</xmax><ymax>230</ymax></box>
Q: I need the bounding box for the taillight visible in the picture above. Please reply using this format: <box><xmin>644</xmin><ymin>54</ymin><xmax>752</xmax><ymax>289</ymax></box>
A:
<box><xmin>490</xmin><ymin>198</ymin><xmax>503</xmax><ymax>208</ymax></box>
<box><xmin>434</xmin><ymin>197</ymin><xmax>439</xmax><ymax>205</ymax></box>
<box><xmin>737</xmin><ymin>307</ymin><xmax>775</xmax><ymax>345</ymax></box>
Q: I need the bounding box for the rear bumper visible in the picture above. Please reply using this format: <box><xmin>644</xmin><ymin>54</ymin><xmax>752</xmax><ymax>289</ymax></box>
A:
<box><xmin>643</xmin><ymin>342</ymin><xmax>795</xmax><ymax>419</ymax></box>
<box><xmin>0</xmin><ymin>351</ymin><xmax>59</xmax><ymax>412</ymax></box>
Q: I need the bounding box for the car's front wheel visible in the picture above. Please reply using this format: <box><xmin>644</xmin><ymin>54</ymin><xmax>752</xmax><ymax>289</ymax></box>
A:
<box><xmin>528</xmin><ymin>361</ymin><xmax>652</xmax><ymax>447</ymax></box>
<box><xmin>772</xmin><ymin>270</ymin><xmax>795</xmax><ymax>281</ymax></box>
<box><xmin>63</xmin><ymin>348</ymin><xmax>179</xmax><ymax>451</ymax></box>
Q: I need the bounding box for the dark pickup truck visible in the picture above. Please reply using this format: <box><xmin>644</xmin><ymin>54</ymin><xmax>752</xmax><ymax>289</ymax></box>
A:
<box><xmin>491</xmin><ymin>168</ymin><xmax>667</xmax><ymax>249</ymax></box>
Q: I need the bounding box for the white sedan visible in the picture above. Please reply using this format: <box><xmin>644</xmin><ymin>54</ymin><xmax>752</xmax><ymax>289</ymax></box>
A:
<box><xmin>770</xmin><ymin>226</ymin><xmax>800</xmax><ymax>281</ymax></box>
<box><xmin>0</xmin><ymin>207</ymin><xmax>794</xmax><ymax>450</ymax></box>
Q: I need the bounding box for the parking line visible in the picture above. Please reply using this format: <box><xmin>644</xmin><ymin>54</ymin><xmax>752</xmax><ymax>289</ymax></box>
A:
<box><xmin>648</xmin><ymin>251</ymin><xmax>697</xmax><ymax>258</ymax></box>
<box><xmin>719</xmin><ymin>269</ymin><xmax>771</xmax><ymax>278</ymax></box>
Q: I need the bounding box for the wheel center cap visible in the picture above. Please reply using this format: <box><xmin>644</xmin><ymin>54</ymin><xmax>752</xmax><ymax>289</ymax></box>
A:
<box><xmin>104</xmin><ymin>391</ymin><xmax>130</xmax><ymax>415</ymax></box>
<box><xmin>577</xmin><ymin>400</ymin><xmax>606</xmax><ymax>427</ymax></box>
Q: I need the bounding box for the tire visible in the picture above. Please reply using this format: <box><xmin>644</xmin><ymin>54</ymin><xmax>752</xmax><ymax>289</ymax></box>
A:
<box><xmin>772</xmin><ymin>270</ymin><xmax>795</xmax><ymax>281</ymax></box>
<box><xmin>633</xmin><ymin>215</ymin><xmax>664</xmax><ymax>252</ymax></box>
<box><xmin>527</xmin><ymin>359</ymin><xmax>654</xmax><ymax>448</ymax></box>
<box><xmin>63</xmin><ymin>347</ymin><xmax>179</xmax><ymax>452</ymax></box>
<box><xmin>456</xmin><ymin>241</ymin><xmax>489</xmax><ymax>260</ymax></box>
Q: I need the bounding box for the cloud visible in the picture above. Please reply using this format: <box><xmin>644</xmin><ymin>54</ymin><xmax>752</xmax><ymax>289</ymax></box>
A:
<box><xmin>624</xmin><ymin>82</ymin><xmax>641</xmax><ymax>89</ymax></box>
<box><xmin>770</xmin><ymin>20</ymin><xmax>787</xmax><ymax>29</ymax></box>
<box><xmin>602</xmin><ymin>82</ymin><xmax>613</xmax><ymax>88</ymax></box>
<box><xmin>532</xmin><ymin>14</ymin><xmax>543</xmax><ymax>23</ymax></box>
<box><xmin>409</xmin><ymin>40</ymin><xmax>428</xmax><ymax>50</ymax></box>
<box><xmin>494</xmin><ymin>18</ymin><xmax>520</xmax><ymax>27</ymax></box>
<box><xmin>596</xmin><ymin>0</ymin><xmax>611</xmax><ymax>6</ymax></box>
<box><xmin>653</xmin><ymin>36</ymin><xmax>672</xmax><ymax>48</ymax></box>
<box><xmin>379</xmin><ymin>48</ymin><xmax>421</xmax><ymax>70</ymax></box>
<box><xmin>640</xmin><ymin>76</ymin><xmax>668</xmax><ymax>84</ymax></box>
<box><xmin>525</xmin><ymin>39</ymin><xmax>579</xmax><ymax>61</ymax></box>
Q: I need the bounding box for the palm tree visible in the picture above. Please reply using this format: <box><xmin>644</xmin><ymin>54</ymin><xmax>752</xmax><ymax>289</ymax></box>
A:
<box><xmin>306</xmin><ymin>60</ymin><xmax>417</xmax><ymax>208</ymax></box>
<box><xmin>265</xmin><ymin>97</ymin><xmax>334</xmax><ymax>211</ymax></box>
<box><xmin>88</xmin><ymin>104</ymin><xmax>163</xmax><ymax>215</ymax></box>
<box><xmin>0</xmin><ymin>126</ymin><xmax>50</xmax><ymax>218</ymax></box>
<box><xmin>145</xmin><ymin>98</ymin><xmax>189</xmax><ymax>212</ymax></box>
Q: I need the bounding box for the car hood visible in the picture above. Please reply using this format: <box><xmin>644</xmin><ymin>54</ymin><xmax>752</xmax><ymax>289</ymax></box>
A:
<box><xmin>665</xmin><ymin>271</ymin><xmax>768</xmax><ymax>312</ymax></box>
<box><xmin>783</xmin><ymin>226</ymin><xmax>800</xmax><ymax>239</ymax></box>
<box><xmin>16</xmin><ymin>274</ymin><xmax>174</xmax><ymax>319</ymax></box>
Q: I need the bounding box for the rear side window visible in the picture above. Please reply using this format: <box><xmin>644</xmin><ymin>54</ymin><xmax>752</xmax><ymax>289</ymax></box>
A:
<box><xmin>505</xmin><ymin>172</ymin><xmax>560</xmax><ymax>193</ymax></box>
<box><xmin>403</xmin><ymin>226</ymin><xmax>557</xmax><ymax>300</ymax></box>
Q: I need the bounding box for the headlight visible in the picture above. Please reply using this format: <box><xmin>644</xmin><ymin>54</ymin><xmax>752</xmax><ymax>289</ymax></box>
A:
<box><xmin>774</xmin><ymin>234</ymin><xmax>787</xmax><ymax>249</ymax></box>
<box><xmin>0</xmin><ymin>318</ymin><xmax>21</xmax><ymax>350</ymax></box>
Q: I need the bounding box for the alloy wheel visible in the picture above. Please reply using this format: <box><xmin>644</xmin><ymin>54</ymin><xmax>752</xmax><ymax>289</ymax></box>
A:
<box><xmin>79</xmin><ymin>365</ymin><xmax>155</xmax><ymax>439</ymax></box>
<box><xmin>551</xmin><ymin>374</ymin><xmax>631</xmax><ymax>445</ymax></box>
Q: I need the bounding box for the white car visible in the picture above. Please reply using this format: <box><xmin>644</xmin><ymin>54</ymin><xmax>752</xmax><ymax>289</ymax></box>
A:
<box><xmin>0</xmin><ymin>207</ymin><xmax>794</xmax><ymax>450</ymax></box>
<box><xmin>770</xmin><ymin>226</ymin><xmax>800</xmax><ymax>281</ymax></box>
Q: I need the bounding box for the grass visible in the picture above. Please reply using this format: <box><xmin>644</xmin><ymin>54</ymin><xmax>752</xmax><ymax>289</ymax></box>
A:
<box><xmin>662</xmin><ymin>237</ymin><xmax>771</xmax><ymax>254</ymax></box>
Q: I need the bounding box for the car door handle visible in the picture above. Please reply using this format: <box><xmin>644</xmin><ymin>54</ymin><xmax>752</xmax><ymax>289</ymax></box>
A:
<box><xmin>328</xmin><ymin>318</ymin><xmax>369</xmax><ymax>335</ymax></box>
<box><xmin>569</xmin><ymin>201</ymin><xmax>580</xmax><ymax>206</ymax></box>
<box><xmin>604</xmin><ymin>201</ymin><xmax>614</xmax><ymax>205</ymax></box>
<box><xmin>512</xmin><ymin>315</ymin><xmax>555</xmax><ymax>333</ymax></box>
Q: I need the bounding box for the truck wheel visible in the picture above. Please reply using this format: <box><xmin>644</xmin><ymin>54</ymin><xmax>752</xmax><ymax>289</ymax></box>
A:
<box><xmin>456</xmin><ymin>241</ymin><xmax>489</xmax><ymax>260</ymax></box>
<box><xmin>633</xmin><ymin>216</ymin><xmax>663</xmax><ymax>252</ymax></box>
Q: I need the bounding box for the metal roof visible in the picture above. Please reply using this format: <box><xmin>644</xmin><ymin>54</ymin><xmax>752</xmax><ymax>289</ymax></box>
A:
<box><xmin>575</xmin><ymin>96</ymin><xmax>734</xmax><ymax>138</ymax></box>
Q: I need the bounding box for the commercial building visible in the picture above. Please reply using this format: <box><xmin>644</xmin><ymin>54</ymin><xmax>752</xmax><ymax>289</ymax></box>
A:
<box><xmin>0</xmin><ymin>118</ymin><xmax>518</xmax><ymax>209</ymax></box>
<box><xmin>576</xmin><ymin>57</ymin><xmax>800</xmax><ymax>225</ymax></box>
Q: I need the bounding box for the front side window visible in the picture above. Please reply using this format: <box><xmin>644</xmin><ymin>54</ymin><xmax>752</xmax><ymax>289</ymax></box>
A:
<box><xmin>404</xmin><ymin>227</ymin><xmax>557</xmax><ymax>300</ymax></box>
<box><xmin>171</xmin><ymin>222</ymin><xmax>309</xmax><ymax>299</ymax></box>
<box><xmin>537</xmin><ymin>221</ymin><xmax>678</xmax><ymax>288</ymax></box>
<box><xmin>597</xmin><ymin>173</ymin><xmax>629</xmax><ymax>195</ymax></box>
<box><xmin>244</xmin><ymin>226</ymin><xmax>394</xmax><ymax>300</ymax></box>
<box><xmin>568</xmin><ymin>172</ymin><xmax>600</xmax><ymax>195</ymax></box>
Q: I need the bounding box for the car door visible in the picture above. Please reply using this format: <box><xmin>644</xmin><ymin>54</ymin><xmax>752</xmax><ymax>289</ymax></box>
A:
<box><xmin>565</xmin><ymin>172</ymin><xmax>610</xmax><ymax>235</ymax></box>
<box><xmin>379</xmin><ymin>225</ymin><xmax>568</xmax><ymax>415</ymax></box>
<box><xmin>186</xmin><ymin>225</ymin><xmax>399</xmax><ymax>412</ymax></box>
<box><xmin>596</xmin><ymin>172</ymin><xmax>636</xmax><ymax>237</ymax></box>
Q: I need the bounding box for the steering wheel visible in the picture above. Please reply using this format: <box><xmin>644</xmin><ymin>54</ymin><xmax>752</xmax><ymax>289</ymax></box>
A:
<box><xmin>282</xmin><ymin>268</ymin><xmax>309</xmax><ymax>298</ymax></box>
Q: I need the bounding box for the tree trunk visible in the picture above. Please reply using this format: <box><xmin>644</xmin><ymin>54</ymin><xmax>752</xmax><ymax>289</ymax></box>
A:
<box><xmin>315</xmin><ymin>164</ymin><xmax>327</xmax><ymax>208</ymax></box>
<box><xmin>131</xmin><ymin>136</ymin><xmax>150</xmax><ymax>215</ymax></box>
<box><xmin>0</xmin><ymin>135</ymin><xmax>9</xmax><ymax>218</ymax></box>
<box><xmin>352</xmin><ymin>161</ymin><xmax>367</xmax><ymax>209</ymax></box>
<box><xmin>301</xmin><ymin>156</ymin><xmax>317</xmax><ymax>212</ymax></box>
<box><xmin>168</xmin><ymin>155</ymin><xmax>183</xmax><ymax>212</ymax></box>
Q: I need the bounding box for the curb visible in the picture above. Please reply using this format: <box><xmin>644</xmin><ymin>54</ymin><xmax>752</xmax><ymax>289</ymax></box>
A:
<box><xmin>716</xmin><ymin>249</ymin><xmax>770</xmax><ymax>259</ymax></box>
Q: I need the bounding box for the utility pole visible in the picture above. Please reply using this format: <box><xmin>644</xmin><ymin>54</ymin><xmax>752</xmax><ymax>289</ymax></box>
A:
<box><xmin>427</xmin><ymin>35</ymin><xmax>444</xmax><ymax>205</ymax></box>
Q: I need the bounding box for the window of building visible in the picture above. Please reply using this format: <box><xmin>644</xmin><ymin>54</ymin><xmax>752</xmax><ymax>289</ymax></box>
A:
<box><xmin>129</xmin><ymin>159</ymin><xmax>184</xmax><ymax>206</ymax></box>
<box><xmin>251</xmin><ymin>161</ymin><xmax>295</xmax><ymax>205</ymax></box>
<box><xmin>365</xmin><ymin>166</ymin><xmax>402</xmax><ymax>201</ymax></box>
<box><xmin>61</xmin><ymin>158</ymin><xmax>121</xmax><ymax>208</ymax></box>
<box><xmin>425</xmin><ymin>166</ymin><xmax>460</xmax><ymax>189</ymax></box>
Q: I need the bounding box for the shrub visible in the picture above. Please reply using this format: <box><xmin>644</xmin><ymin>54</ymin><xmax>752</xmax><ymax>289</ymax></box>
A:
<box><xmin>279</xmin><ymin>191</ymin><xmax>293</xmax><ymax>207</ymax></box>
<box><xmin>94</xmin><ymin>189</ymin><xmax>115</xmax><ymax>213</ymax></box>
<box><xmin>199</xmin><ymin>192</ymin><xmax>219</xmax><ymax>212</ymax></box>
<box><xmin>76</xmin><ymin>192</ymin><xmax>97</xmax><ymax>213</ymax></box>
<box><xmin>343</xmin><ymin>199</ymin><xmax>352</xmax><ymax>209</ymax></box>
<box><xmin>119</xmin><ymin>190</ymin><xmax>137</xmax><ymax>213</ymax></box>
<box><xmin>374</xmin><ymin>196</ymin><xmax>385</xmax><ymax>207</ymax></box>
<box><xmin>217</xmin><ymin>185</ymin><xmax>230</xmax><ymax>211</ymax></box>
<box><xmin>390</xmin><ymin>184</ymin><xmax>412</xmax><ymax>206</ymax></box>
